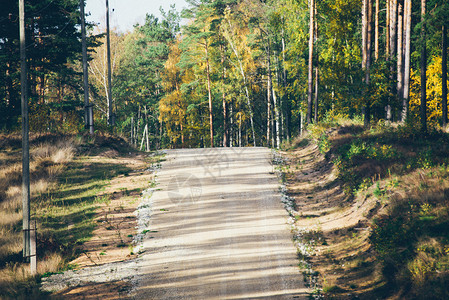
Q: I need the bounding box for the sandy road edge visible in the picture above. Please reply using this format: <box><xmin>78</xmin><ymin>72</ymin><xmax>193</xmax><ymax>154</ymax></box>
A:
<box><xmin>39</xmin><ymin>151</ymin><xmax>165</xmax><ymax>298</ymax></box>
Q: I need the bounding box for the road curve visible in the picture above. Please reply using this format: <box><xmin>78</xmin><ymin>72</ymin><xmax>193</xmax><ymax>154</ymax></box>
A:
<box><xmin>134</xmin><ymin>147</ymin><xmax>307</xmax><ymax>299</ymax></box>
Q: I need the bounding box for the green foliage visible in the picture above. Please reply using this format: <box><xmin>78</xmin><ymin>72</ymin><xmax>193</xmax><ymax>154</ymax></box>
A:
<box><xmin>328</xmin><ymin>123</ymin><xmax>449</xmax><ymax>195</ymax></box>
<box><xmin>369</xmin><ymin>192</ymin><xmax>449</xmax><ymax>298</ymax></box>
<box><xmin>0</xmin><ymin>0</ymin><xmax>100</xmax><ymax>132</ymax></box>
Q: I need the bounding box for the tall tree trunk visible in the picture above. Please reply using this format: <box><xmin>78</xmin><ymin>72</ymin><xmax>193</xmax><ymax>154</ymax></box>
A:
<box><xmin>238</xmin><ymin>113</ymin><xmax>242</xmax><ymax>147</ymax></box>
<box><xmin>420</xmin><ymin>0</ymin><xmax>427</xmax><ymax>134</ymax></box>
<box><xmin>267</xmin><ymin>50</ymin><xmax>272</xmax><ymax>147</ymax></box>
<box><xmin>223</xmin><ymin>94</ymin><xmax>228</xmax><ymax>146</ymax></box>
<box><xmin>362</xmin><ymin>0</ymin><xmax>368</xmax><ymax>70</ymax></box>
<box><xmin>205</xmin><ymin>41</ymin><xmax>214</xmax><ymax>147</ymax></box>
<box><xmin>314</xmin><ymin>67</ymin><xmax>319</xmax><ymax>123</ymax></box>
<box><xmin>363</xmin><ymin>0</ymin><xmax>373</xmax><ymax>127</ymax></box>
<box><xmin>80</xmin><ymin>0</ymin><xmax>92</xmax><ymax>133</ymax></box>
<box><xmin>181</xmin><ymin>123</ymin><xmax>184</xmax><ymax>147</ymax></box>
<box><xmin>390</xmin><ymin>0</ymin><xmax>397</xmax><ymax>59</ymax></box>
<box><xmin>221</xmin><ymin>49</ymin><xmax>228</xmax><ymax>147</ymax></box>
<box><xmin>386</xmin><ymin>0</ymin><xmax>390</xmax><ymax>60</ymax></box>
<box><xmin>230</xmin><ymin>99</ymin><xmax>234</xmax><ymax>147</ymax></box>
<box><xmin>267</xmin><ymin>42</ymin><xmax>275</xmax><ymax>147</ymax></box>
<box><xmin>314</xmin><ymin>2</ymin><xmax>319</xmax><ymax>124</ymax></box>
<box><xmin>401</xmin><ymin>0</ymin><xmax>412</xmax><ymax>122</ymax></box>
<box><xmin>386</xmin><ymin>0</ymin><xmax>397</xmax><ymax>121</ymax></box>
<box><xmin>307</xmin><ymin>0</ymin><xmax>315</xmax><ymax>124</ymax></box>
<box><xmin>397</xmin><ymin>1</ymin><xmax>404</xmax><ymax>101</ymax></box>
<box><xmin>273</xmin><ymin>85</ymin><xmax>280</xmax><ymax>149</ymax></box>
<box><xmin>281</xmin><ymin>28</ymin><xmax>290</xmax><ymax>140</ymax></box>
<box><xmin>375</xmin><ymin>0</ymin><xmax>379</xmax><ymax>60</ymax></box>
<box><xmin>442</xmin><ymin>24</ymin><xmax>447</xmax><ymax>128</ymax></box>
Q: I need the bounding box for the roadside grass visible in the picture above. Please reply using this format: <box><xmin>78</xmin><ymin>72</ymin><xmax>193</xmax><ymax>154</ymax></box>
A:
<box><xmin>0</xmin><ymin>133</ymin><xmax>147</xmax><ymax>299</ymax></box>
<box><xmin>286</xmin><ymin>119</ymin><xmax>449</xmax><ymax>299</ymax></box>
<box><xmin>0</xmin><ymin>134</ymin><xmax>78</xmax><ymax>298</ymax></box>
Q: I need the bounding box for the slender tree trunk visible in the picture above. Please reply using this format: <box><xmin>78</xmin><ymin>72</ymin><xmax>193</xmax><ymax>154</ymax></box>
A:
<box><xmin>205</xmin><ymin>41</ymin><xmax>214</xmax><ymax>147</ymax></box>
<box><xmin>314</xmin><ymin>3</ymin><xmax>319</xmax><ymax>124</ymax></box>
<box><xmin>267</xmin><ymin>52</ymin><xmax>272</xmax><ymax>147</ymax></box>
<box><xmin>442</xmin><ymin>24</ymin><xmax>447</xmax><ymax>128</ymax></box>
<box><xmin>397</xmin><ymin>2</ymin><xmax>404</xmax><ymax>100</ymax></box>
<box><xmin>314</xmin><ymin>67</ymin><xmax>319</xmax><ymax>123</ymax></box>
<box><xmin>367</xmin><ymin>0</ymin><xmax>372</xmax><ymax>80</ymax></box>
<box><xmin>362</xmin><ymin>0</ymin><xmax>368</xmax><ymax>70</ymax></box>
<box><xmin>420</xmin><ymin>0</ymin><xmax>427</xmax><ymax>134</ymax></box>
<box><xmin>386</xmin><ymin>0</ymin><xmax>390</xmax><ymax>60</ymax></box>
<box><xmin>221</xmin><ymin>50</ymin><xmax>228</xmax><ymax>147</ymax></box>
<box><xmin>387</xmin><ymin>0</ymin><xmax>397</xmax><ymax>121</ymax></box>
<box><xmin>230</xmin><ymin>100</ymin><xmax>234</xmax><ymax>147</ymax></box>
<box><xmin>375</xmin><ymin>0</ymin><xmax>379</xmax><ymax>60</ymax></box>
<box><xmin>281</xmin><ymin>28</ymin><xmax>290</xmax><ymax>141</ymax></box>
<box><xmin>363</xmin><ymin>0</ymin><xmax>372</xmax><ymax>127</ymax></box>
<box><xmin>131</xmin><ymin>117</ymin><xmax>134</xmax><ymax>145</ymax></box>
<box><xmin>273</xmin><ymin>87</ymin><xmax>280</xmax><ymax>149</ymax></box>
<box><xmin>181</xmin><ymin>123</ymin><xmax>184</xmax><ymax>147</ymax></box>
<box><xmin>267</xmin><ymin>41</ymin><xmax>275</xmax><ymax>147</ymax></box>
<box><xmin>223</xmin><ymin>95</ymin><xmax>228</xmax><ymax>146</ymax></box>
<box><xmin>307</xmin><ymin>0</ymin><xmax>315</xmax><ymax>124</ymax></box>
<box><xmin>390</xmin><ymin>0</ymin><xmax>397</xmax><ymax>59</ymax></box>
<box><xmin>80</xmin><ymin>0</ymin><xmax>92</xmax><ymax>133</ymax></box>
<box><xmin>401</xmin><ymin>0</ymin><xmax>412</xmax><ymax>122</ymax></box>
<box><xmin>238</xmin><ymin>113</ymin><xmax>242</xmax><ymax>147</ymax></box>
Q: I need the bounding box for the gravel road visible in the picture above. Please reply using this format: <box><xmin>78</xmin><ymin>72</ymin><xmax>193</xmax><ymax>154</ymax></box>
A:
<box><xmin>134</xmin><ymin>147</ymin><xmax>307</xmax><ymax>299</ymax></box>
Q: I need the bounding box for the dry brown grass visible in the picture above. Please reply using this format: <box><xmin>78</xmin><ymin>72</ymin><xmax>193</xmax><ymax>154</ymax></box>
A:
<box><xmin>0</xmin><ymin>133</ymin><xmax>157</xmax><ymax>299</ymax></box>
<box><xmin>0</xmin><ymin>134</ymin><xmax>77</xmax><ymax>298</ymax></box>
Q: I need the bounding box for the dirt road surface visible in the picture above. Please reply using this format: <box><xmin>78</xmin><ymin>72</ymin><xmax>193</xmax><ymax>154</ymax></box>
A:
<box><xmin>134</xmin><ymin>148</ymin><xmax>307</xmax><ymax>299</ymax></box>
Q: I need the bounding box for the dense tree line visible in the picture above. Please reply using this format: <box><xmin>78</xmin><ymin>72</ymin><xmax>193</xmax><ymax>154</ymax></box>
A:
<box><xmin>1</xmin><ymin>0</ymin><xmax>448</xmax><ymax>149</ymax></box>
<box><xmin>0</xmin><ymin>0</ymin><xmax>101</xmax><ymax>132</ymax></box>
<box><xmin>110</xmin><ymin>0</ymin><xmax>449</xmax><ymax>149</ymax></box>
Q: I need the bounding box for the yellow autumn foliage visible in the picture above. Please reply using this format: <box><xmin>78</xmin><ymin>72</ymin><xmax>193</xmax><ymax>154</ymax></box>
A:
<box><xmin>409</xmin><ymin>55</ymin><xmax>448</xmax><ymax>127</ymax></box>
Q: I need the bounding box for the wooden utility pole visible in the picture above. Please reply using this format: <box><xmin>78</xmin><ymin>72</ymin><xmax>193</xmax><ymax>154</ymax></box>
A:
<box><xmin>106</xmin><ymin>0</ymin><xmax>114</xmax><ymax>126</ymax></box>
<box><xmin>19</xmin><ymin>0</ymin><xmax>30</xmax><ymax>263</ymax></box>
<box><xmin>80</xmin><ymin>0</ymin><xmax>93</xmax><ymax>134</ymax></box>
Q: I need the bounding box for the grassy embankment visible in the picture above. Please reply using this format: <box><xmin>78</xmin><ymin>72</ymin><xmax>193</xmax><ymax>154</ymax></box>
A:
<box><xmin>0</xmin><ymin>134</ymin><xmax>159</xmax><ymax>299</ymax></box>
<box><xmin>281</xmin><ymin>116</ymin><xmax>449</xmax><ymax>299</ymax></box>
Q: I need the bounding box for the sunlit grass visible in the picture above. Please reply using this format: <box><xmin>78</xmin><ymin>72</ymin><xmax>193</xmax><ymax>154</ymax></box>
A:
<box><xmin>288</xmin><ymin>120</ymin><xmax>449</xmax><ymax>298</ymax></box>
<box><xmin>0</xmin><ymin>134</ymin><xmax>140</xmax><ymax>298</ymax></box>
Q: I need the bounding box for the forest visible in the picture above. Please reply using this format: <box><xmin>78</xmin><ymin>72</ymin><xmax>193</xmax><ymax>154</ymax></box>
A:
<box><xmin>0</xmin><ymin>0</ymin><xmax>448</xmax><ymax>148</ymax></box>
<box><xmin>1</xmin><ymin>0</ymin><xmax>449</xmax><ymax>298</ymax></box>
